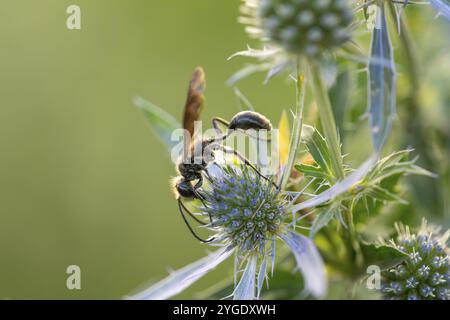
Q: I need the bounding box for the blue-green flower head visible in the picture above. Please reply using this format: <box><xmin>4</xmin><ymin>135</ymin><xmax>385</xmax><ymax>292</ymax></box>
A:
<box><xmin>203</xmin><ymin>164</ymin><xmax>285</xmax><ymax>253</ymax></box>
<box><xmin>128</xmin><ymin>162</ymin><xmax>328</xmax><ymax>300</ymax></box>
<box><xmin>241</xmin><ymin>0</ymin><xmax>353</xmax><ymax>57</ymax></box>
<box><xmin>382</xmin><ymin>221</ymin><xmax>450</xmax><ymax>300</ymax></box>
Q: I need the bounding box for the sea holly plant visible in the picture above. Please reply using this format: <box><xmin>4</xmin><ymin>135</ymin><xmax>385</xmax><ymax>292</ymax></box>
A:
<box><xmin>128</xmin><ymin>164</ymin><xmax>331</xmax><ymax>300</ymax></box>
<box><xmin>381</xmin><ymin>220</ymin><xmax>450</xmax><ymax>300</ymax></box>
<box><xmin>128</xmin><ymin>0</ymin><xmax>448</xmax><ymax>300</ymax></box>
<box><xmin>129</xmin><ymin>80</ymin><xmax>385</xmax><ymax>300</ymax></box>
<box><xmin>295</xmin><ymin>139</ymin><xmax>435</xmax><ymax>236</ymax></box>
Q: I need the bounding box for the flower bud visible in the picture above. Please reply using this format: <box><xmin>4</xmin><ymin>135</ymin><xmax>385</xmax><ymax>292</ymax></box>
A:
<box><xmin>254</xmin><ymin>0</ymin><xmax>353</xmax><ymax>56</ymax></box>
<box><xmin>382</xmin><ymin>223</ymin><xmax>450</xmax><ymax>300</ymax></box>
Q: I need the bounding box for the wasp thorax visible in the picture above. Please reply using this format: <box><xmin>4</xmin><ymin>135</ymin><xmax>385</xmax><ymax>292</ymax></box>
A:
<box><xmin>257</xmin><ymin>0</ymin><xmax>353</xmax><ymax>56</ymax></box>
<box><xmin>202</xmin><ymin>165</ymin><xmax>284</xmax><ymax>252</ymax></box>
<box><xmin>381</xmin><ymin>227</ymin><xmax>450</xmax><ymax>300</ymax></box>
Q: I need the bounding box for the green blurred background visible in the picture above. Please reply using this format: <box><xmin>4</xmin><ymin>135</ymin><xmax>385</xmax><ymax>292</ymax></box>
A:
<box><xmin>0</xmin><ymin>0</ymin><xmax>294</xmax><ymax>299</ymax></box>
<box><xmin>0</xmin><ymin>1</ymin><xmax>448</xmax><ymax>299</ymax></box>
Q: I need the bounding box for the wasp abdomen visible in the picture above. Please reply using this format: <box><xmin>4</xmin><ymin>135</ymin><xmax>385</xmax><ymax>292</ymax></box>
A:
<box><xmin>228</xmin><ymin>111</ymin><xmax>272</xmax><ymax>131</ymax></box>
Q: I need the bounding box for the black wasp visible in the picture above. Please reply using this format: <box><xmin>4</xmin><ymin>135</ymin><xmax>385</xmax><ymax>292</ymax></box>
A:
<box><xmin>173</xmin><ymin>67</ymin><xmax>275</xmax><ymax>242</ymax></box>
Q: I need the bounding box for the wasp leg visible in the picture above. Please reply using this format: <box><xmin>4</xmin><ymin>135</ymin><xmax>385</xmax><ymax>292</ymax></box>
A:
<box><xmin>236</xmin><ymin>128</ymin><xmax>272</xmax><ymax>142</ymax></box>
<box><xmin>193</xmin><ymin>176</ymin><xmax>213</xmax><ymax>224</ymax></box>
<box><xmin>212</xmin><ymin>117</ymin><xmax>229</xmax><ymax>136</ymax></box>
<box><xmin>178</xmin><ymin>198</ymin><xmax>215</xmax><ymax>243</ymax></box>
<box><xmin>203</xmin><ymin>167</ymin><xmax>214</xmax><ymax>183</ymax></box>
<box><xmin>191</xmin><ymin>175</ymin><xmax>205</xmax><ymax>200</ymax></box>
<box><xmin>190</xmin><ymin>176</ymin><xmax>208</xmax><ymax>205</ymax></box>
<box><xmin>215</xmin><ymin>144</ymin><xmax>279</xmax><ymax>189</ymax></box>
<box><xmin>179</xmin><ymin>198</ymin><xmax>206</xmax><ymax>225</ymax></box>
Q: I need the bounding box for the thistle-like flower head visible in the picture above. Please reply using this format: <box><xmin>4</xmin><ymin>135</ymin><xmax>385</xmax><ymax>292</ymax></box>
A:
<box><xmin>382</xmin><ymin>221</ymin><xmax>450</xmax><ymax>300</ymax></box>
<box><xmin>203</xmin><ymin>165</ymin><xmax>285</xmax><ymax>253</ymax></box>
<box><xmin>128</xmin><ymin>162</ymin><xmax>328</xmax><ymax>300</ymax></box>
<box><xmin>242</xmin><ymin>0</ymin><xmax>353</xmax><ymax>57</ymax></box>
<box><xmin>229</xmin><ymin>0</ymin><xmax>355</xmax><ymax>84</ymax></box>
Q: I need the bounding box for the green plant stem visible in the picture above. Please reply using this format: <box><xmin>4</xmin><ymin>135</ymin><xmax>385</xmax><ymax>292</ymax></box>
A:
<box><xmin>279</xmin><ymin>59</ymin><xmax>305</xmax><ymax>189</ymax></box>
<box><xmin>308</xmin><ymin>60</ymin><xmax>362</xmax><ymax>264</ymax></box>
<box><xmin>347</xmin><ymin>201</ymin><xmax>363</xmax><ymax>271</ymax></box>
<box><xmin>308</xmin><ymin>60</ymin><xmax>345</xmax><ymax>181</ymax></box>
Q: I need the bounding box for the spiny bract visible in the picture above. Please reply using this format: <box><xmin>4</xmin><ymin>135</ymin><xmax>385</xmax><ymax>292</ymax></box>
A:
<box><xmin>381</xmin><ymin>223</ymin><xmax>450</xmax><ymax>300</ymax></box>
<box><xmin>202</xmin><ymin>165</ymin><xmax>285</xmax><ymax>253</ymax></box>
<box><xmin>256</xmin><ymin>0</ymin><xmax>353</xmax><ymax>56</ymax></box>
